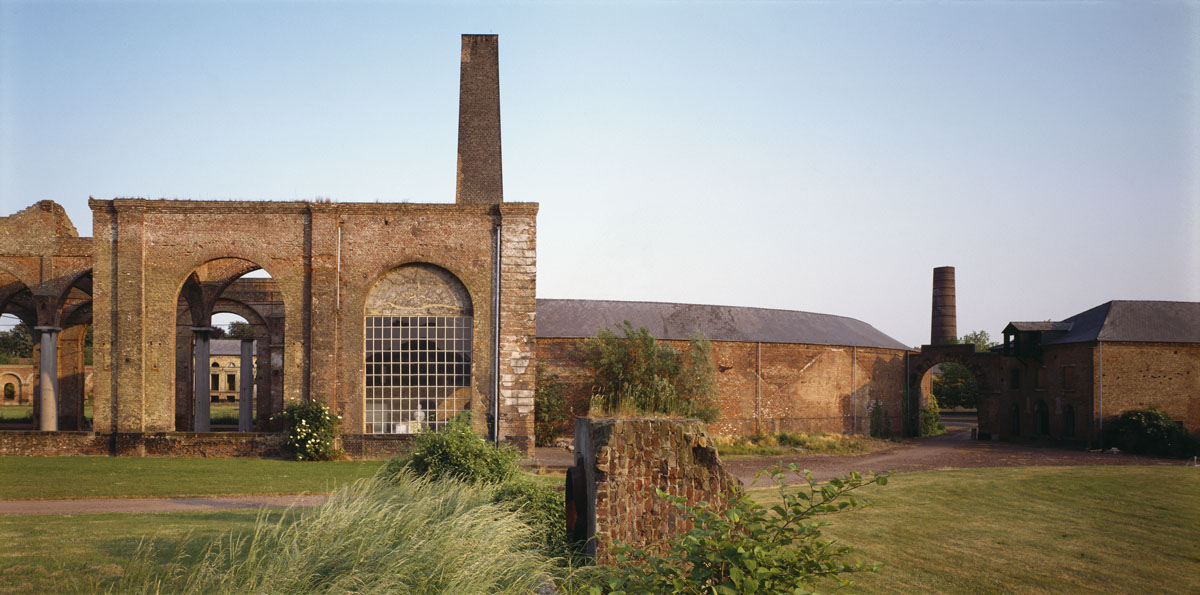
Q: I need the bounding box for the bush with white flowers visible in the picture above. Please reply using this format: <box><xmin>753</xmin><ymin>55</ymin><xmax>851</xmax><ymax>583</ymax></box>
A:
<box><xmin>273</xmin><ymin>400</ymin><xmax>343</xmax><ymax>461</ymax></box>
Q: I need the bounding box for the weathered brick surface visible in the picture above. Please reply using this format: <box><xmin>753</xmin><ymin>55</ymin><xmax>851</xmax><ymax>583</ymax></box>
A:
<box><xmin>574</xmin><ymin>418</ymin><xmax>739</xmax><ymax>564</ymax></box>
<box><xmin>456</xmin><ymin>35</ymin><xmax>503</xmax><ymax>205</ymax></box>
<box><xmin>537</xmin><ymin>338</ymin><xmax>908</xmax><ymax>438</ymax></box>
<box><xmin>0</xmin><ymin>431</ymin><xmax>108</xmax><ymax>456</ymax></box>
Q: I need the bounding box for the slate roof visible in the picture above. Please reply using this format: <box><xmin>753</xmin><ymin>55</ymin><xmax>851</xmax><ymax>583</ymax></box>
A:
<box><xmin>1020</xmin><ymin>301</ymin><xmax>1200</xmax><ymax>345</ymax></box>
<box><xmin>211</xmin><ymin>339</ymin><xmax>253</xmax><ymax>356</ymax></box>
<box><xmin>535</xmin><ymin>299</ymin><xmax>909</xmax><ymax>350</ymax></box>
<box><xmin>1007</xmin><ymin>321</ymin><xmax>1073</xmax><ymax>332</ymax></box>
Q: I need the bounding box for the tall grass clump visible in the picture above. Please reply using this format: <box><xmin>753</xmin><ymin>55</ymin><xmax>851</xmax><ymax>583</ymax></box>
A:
<box><xmin>110</xmin><ymin>471</ymin><xmax>558</xmax><ymax>594</ymax></box>
<box><xmin>578</xmin><ymin>321</ymin><xmax>718</xmax><ymax>422</ymax></box>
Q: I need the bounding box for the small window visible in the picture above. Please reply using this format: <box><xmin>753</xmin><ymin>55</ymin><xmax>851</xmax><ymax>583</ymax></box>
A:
<box><xmin>1009</xmin><ymin>368</ymin><xmax>1021</xmax><ymax>390</ymax></box>
<box><xmin>1063</xmin><ymin>405</ymin><xmax>1075</xmax><ymax>437</ymax></box>
<box><xmin>211</xmin><ymin>374</ymin><xmax>220</xmax><ymax>391</ymax></box>
<box><xmin>1061</xmin><ymin>366</ymin><xmax>1076</xmax><ymax>391</ymax></box>
<box><xmin>226</xmin><ymin>374</ymin><xmax>236</xmax><ymax>391</ymax></box>
<box><xmin>211</xmin><ymin>362</ymin><xmax>220</xmax><ymax>368</ymax></box>
<box><xmin>3</xmin><ymin>383</ymin><xmax>14</xmax><ymax>401</ymax></box>
<box><xmin>1034</xmin><ymin>368</ymin><xmax>1046</xmax><ymax>390</ymax></box>
<box><xmin>1010</xmin><ymin>404</ymin><xmax>1021</xmax><ymax>436</ymax></box>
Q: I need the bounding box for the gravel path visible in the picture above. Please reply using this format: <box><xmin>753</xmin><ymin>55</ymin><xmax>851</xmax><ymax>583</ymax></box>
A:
<box><xmin>722</xmin><ymin>426</ymin><xmax>1184</xmax><ymax>486</ymax></box>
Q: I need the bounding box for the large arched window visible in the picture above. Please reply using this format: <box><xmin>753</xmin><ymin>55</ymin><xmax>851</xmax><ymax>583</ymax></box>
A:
<box><xmin>364</xmin><ymin>264</ymin><xmax>473</xmax><ymax>435</ymax></box>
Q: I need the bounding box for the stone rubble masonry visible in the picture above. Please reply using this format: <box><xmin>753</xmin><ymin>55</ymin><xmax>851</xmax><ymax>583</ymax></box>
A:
<box><xmin>497</xmin><ymin>204</ymin><xmax>537</xmax><ymax>452</ymax></box>
<box><xmin>574</xmin><ymin>417</ymin><xmax>740</xmax><ymax>565</ymax></box>
<box><xmin>457</xmin><ymin>34</ymin><xmax>503</xmax><ymax>205</ymax></box>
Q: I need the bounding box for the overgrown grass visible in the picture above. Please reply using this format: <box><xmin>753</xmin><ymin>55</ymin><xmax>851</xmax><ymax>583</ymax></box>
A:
<box><xmin>713</xmin><ymin>431</ymin><xmax>894</xmax><ymax>457</ymax></box>
<box><xmin>0</xmin><ymin>457</ymin><xmax>384</xmax><ymax>500</ymax></box>
<box><xmin>108</xmin><ymin>471</ymin><xmax>558</xmax><ymax>594</ymax></box>
<box><xmin>0</xmin><ymin>405</ymin><xmax>33</xmax><ymax>423</ymax></box>
<box><xmin>749</xmin><ymin>465</ymin><xmax>1200</xmax><ymax>594</ymax></box>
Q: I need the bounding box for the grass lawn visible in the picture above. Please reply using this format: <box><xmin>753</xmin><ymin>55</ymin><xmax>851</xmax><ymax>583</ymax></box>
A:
<box><xmin>0</xmin><ymin>457</ymin><xmax>385</xmax><ymax>499</ymax></box>
<box><xmin>749</xmin><ymin>465</ymin><xmax>1200</xmax><ymax>594</ymax></box>
<box><xmin>0</xmin><ymin>509</ymin><xmax>294</xmax><ymax>594</ymax></box>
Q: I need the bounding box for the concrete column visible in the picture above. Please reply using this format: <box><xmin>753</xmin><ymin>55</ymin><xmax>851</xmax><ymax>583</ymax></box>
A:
<box><xmin>192</xmin><ymin>327</ymin><xmax>215</xmax><ymax>432</ymax></box>
<box><xmin>239</xmin><ymin>339</ymin><xmax>254</xmax><ymax>432</ymax></box>
<box><xmin>35</xmin><ymin>326</ymin><xmax>60</xmax><ymax>431</ymax></box>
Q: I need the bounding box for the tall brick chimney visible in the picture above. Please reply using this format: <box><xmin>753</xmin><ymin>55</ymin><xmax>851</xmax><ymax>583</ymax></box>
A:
<box><xmin>931</xmin><ymin>266</ymin><xmax>957</xmax><ymax>345</ymax></box>
<box><xmin>456</xmin><ymin>34</ymin><xmax>503</xmax><ymax>204</ymax></box>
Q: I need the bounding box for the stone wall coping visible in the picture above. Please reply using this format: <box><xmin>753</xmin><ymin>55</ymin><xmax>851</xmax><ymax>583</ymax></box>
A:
<box><xmin>88</xmin><ymin>198</ymin><xmax>539</xmax><ymax>217</ymax></box>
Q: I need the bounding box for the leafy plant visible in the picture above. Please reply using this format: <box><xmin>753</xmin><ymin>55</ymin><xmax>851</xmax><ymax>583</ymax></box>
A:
<box><xmin>493</xmin><ymin>478</ymin><xmax>568</xmax><ymax>555</ymax></box>
<box><xmin>535</xmin><ymin>365</ymin><xmax>570</xmax><ymax>447</ymax></box>
<box><xmin>869</xmin><ymin>399</ymin><xmax>894</xmax><ymax>440</ymax></box>
<box><xmin>604</xmin><ymin>464</ymin><xmax>890</xmax><ymax>594</ymax></box>
<box><xmin>385</xmin><ymin>412</ymin><xmax>520</xmax><ymax>483</ymax></box>
<box><xmin>920</xmin><ymin>394</ymin><xmax>946</xmax><ymax>437</ymax></box>
<box><xmin>272</xmin><ymin>400</ymin><xmax>341</xmax><ymax>461</ymax></box>
<box><xmin>577</xmin><ymin>322</ymin><xmax>718</xmax><ymax>422</ymax></box>
<box><xmin>1104</xmin><ymin>407</ymin><xmax>1197</xmax><ymax>458</ymax></box>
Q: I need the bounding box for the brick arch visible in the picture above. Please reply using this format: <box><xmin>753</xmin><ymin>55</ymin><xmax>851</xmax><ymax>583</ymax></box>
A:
<box><xmin>1</xmin><ymin>373</ymin><xmax>22</xmax><ymax>403</ymax></box>
<box><xmin>907</xmin><ymin>344</ymin><xmax>1001</xmax><ymax>433</ymax></box>
<box><xmin>363</xmin><ymin>260</ymin><xmax>480</xmax><ymax>317</ymax></box>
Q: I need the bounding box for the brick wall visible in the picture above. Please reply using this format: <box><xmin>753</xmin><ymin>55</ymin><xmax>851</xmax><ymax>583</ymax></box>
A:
<box><xmin>1098</xmin><ymin>342</ymin><xmax>1199</xmax><ymax>433</ymax></box>
<box><xmin>536</xmin><ymin>338</ymin><xmax>908</xmax><ymax>438</ymax></box>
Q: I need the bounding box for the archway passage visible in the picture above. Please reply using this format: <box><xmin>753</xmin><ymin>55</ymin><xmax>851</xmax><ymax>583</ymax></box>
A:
<box><xmin>174</xmin><ymin>259</ymin><xmax>284</xmax><ymax>432</ymax></box>
<box><xmin>364</xmin><ymin>264</ymin><xmax>474</xmax><ymax>435</ymax></box>
<box><xmin>907</xmin><ymin>343</ymin><xmax>1000</xmax><ymax>438</ymax></box>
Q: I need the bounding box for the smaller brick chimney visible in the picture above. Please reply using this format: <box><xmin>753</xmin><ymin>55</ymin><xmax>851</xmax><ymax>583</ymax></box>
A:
<box><xmin>456</xmin><ymin>34</ymin><xmax>503</xmax><ymax>204</ymax></box>
<box><xmin>931</xmin><ymin>266</ymin><xmax>957</xmax><ymax>345</ymax></box>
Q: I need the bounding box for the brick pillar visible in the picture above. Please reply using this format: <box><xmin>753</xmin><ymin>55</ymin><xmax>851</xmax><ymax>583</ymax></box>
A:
<box><xmin>88</xmin><ymin>200</ymin><xmax>115</xmax><ymax>433</ymax></box>
<box><xmin>306</xmin><ymin>204</ymin><xmax>339</xmax><ymax>408</ymax></box>
<box><xmin>496</xmin><ymin>203</ymin><xmax>537</xmax><ymax>452</ymax></box>
<box><xmin>456</xmin><ymin>34</ymin><xmax>503</xmax><ymax>204</ymax></box>
<box><xmin>113</xmin><ymin>202</ymin><xmax>148</xmax><ymax>433</ymax></box>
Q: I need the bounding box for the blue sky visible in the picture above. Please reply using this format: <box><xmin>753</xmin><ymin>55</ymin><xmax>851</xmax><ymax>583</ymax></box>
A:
<box><xmin>1</xmin><ymin>1</ymin><xmax>1196</xmax><ymax>346</ymax></box>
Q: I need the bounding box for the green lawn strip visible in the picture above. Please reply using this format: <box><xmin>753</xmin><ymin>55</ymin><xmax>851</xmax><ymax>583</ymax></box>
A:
<box><xmin>717</xmin><ymin>433</ymin><xmax>899</xmax><ymax>457</ymax></box>
<box><xmin>0</xmin><ymin>457</ymin><xmax>385</xmax><ymax>500</ymax></box>
<box><xmin>748</xmin><ymin>465</ymin><xmax>1200</xmax><ymax>595</ymax></box>
<box><xmin>0</xmin><ymin>509</ymin><xmax>295</xmax><ymax>594</ymax></box>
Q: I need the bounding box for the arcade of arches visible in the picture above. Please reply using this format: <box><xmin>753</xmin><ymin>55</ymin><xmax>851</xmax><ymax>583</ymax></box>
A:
<box><xmin>0</xmin><ymin>199</ymin><xmax>538</xmax><ymax>455</ymax></box>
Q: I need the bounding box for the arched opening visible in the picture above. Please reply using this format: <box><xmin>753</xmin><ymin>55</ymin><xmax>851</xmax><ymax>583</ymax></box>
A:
<box><xmin>1034</xmin><ymin>400</ymin><xmax>1049</xmax><ymax>436</ymax></box>
<box><xmin>174</xmin><ymin>259</ymin><xmax>284</xmax><ymax>432</ymax></box>
<box><xmin>1010</xmin><ymin>404</ymin><xmax>1021</xmax><ymax>437</ymax></box>
<box><xmin>918</xmin><ymin>360</ymin><xmax>981</xmax><ymax>435</ymax></box>
<box><xmin>0</xmin><ymin>270</ymin><xmax>36</xmax><ymax>429</ymax></box>
<box><xmin>3</xmin><ymin>383</ymin><xmax>14</xmax><ymax>401</ymax></box>
<box><xmin>364</xmin><ymin>264</ymin><xmax>473</xmax><ymax>435</ymax></box>
<box><xmin>1063</xmin><ymin>405</ymin><xmax>1076</xmax><ymax>438</ymax></box>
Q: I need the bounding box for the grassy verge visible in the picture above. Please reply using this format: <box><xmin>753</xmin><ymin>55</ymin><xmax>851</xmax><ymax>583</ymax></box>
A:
<box><xmin>0</xmin><ymin>457</ymin><xmax>384</xmax><ymax>500</ymax></box>
<box><xmin>749</xmin><ymin>465</ymin><xmax>1200</xmax><ymax>594</ymax></box>
<box><xmin>0</xmin><ymin>509</ymin><xmax>293</xmax><ymax>594</ymax></box>
<box><xmin>714</xmin><ymin>431</ymin><xmax>895</xmax><ymax>457</ymax></box>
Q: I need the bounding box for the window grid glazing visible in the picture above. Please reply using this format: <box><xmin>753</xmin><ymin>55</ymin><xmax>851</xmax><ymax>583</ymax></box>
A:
<box><xmin>365</xmin><ymin>315</ymin><xmax>472</xmax><ymax>434</ymax></box>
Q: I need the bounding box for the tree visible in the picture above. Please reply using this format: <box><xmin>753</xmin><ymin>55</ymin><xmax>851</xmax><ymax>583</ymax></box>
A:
<box><xmin>959</xmin><ymin>330</ymin><xmax>998</xmax><ymax>353</ymax></box>
<box><xmin>576</xmin><ymin>322</ymin><xmax>718</xmax><ymax>422</ymax></box>
<box><xmin>227</xmin><ymin>321</ymin><xmax>256</xmax><ymax>340</ymax></box>
<box><xmin>0</xmin><ymin>321</ymin><xmax>33</xmax><ymax>362</ymax></box>
<box><xmin>932</xmin><ymin>363</ymin><xmax>979</xmax><ymax>409</ymax></box>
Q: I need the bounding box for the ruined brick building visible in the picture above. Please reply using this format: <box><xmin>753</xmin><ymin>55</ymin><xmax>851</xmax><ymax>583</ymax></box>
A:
<box><xmin>2</xmin><ymin>36</ymin><xmax>1195</xmax><ymax>456</ymax></box>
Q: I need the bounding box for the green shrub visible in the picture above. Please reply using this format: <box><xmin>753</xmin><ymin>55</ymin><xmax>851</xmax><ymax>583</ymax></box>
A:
<box><xmin>869</xmin><ymin>399</ymin><xmax>894</xmax><ymax>439</ymax></box>
<box><xmin>110</xmin><ymin>471</ymin><xmax>558</xmax><ymax>594</ymax></box>
<box><xmin>1105</xmin><ymin>407</ymin><xmax>1198</xmax><ymax>458</ymax></box>
<box><xmin>578</xmin><ymin>322</ymin><xmax>718</xmax><ymax>422</ymax></box>
<box><xmin>920</xmin><ymin>395</ymin><xmax>946</xmax><ymax>437</ymax></box>
<box><xmin>272</xmin><ymin>399</ymin><xmax>341</xmax><ymax>461</ymax></box>
<box><xmin>494</xmin><ymin>478</ymin><xmax>567</xmax><ymax>554</ymax></box>
<box><xmin>385</xmin><ymin>413</ymin><xmax>520</xmax><ymax>483</ymax></box>
<box><xmin>535</xmin><ymin>366</ymin><xmax>570</xmax><ymax>447</ymax></box>
<box><xmin>605</xmin><ymin>464</ymin><xmax>890</xmax><ymax>594</ymax></box>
